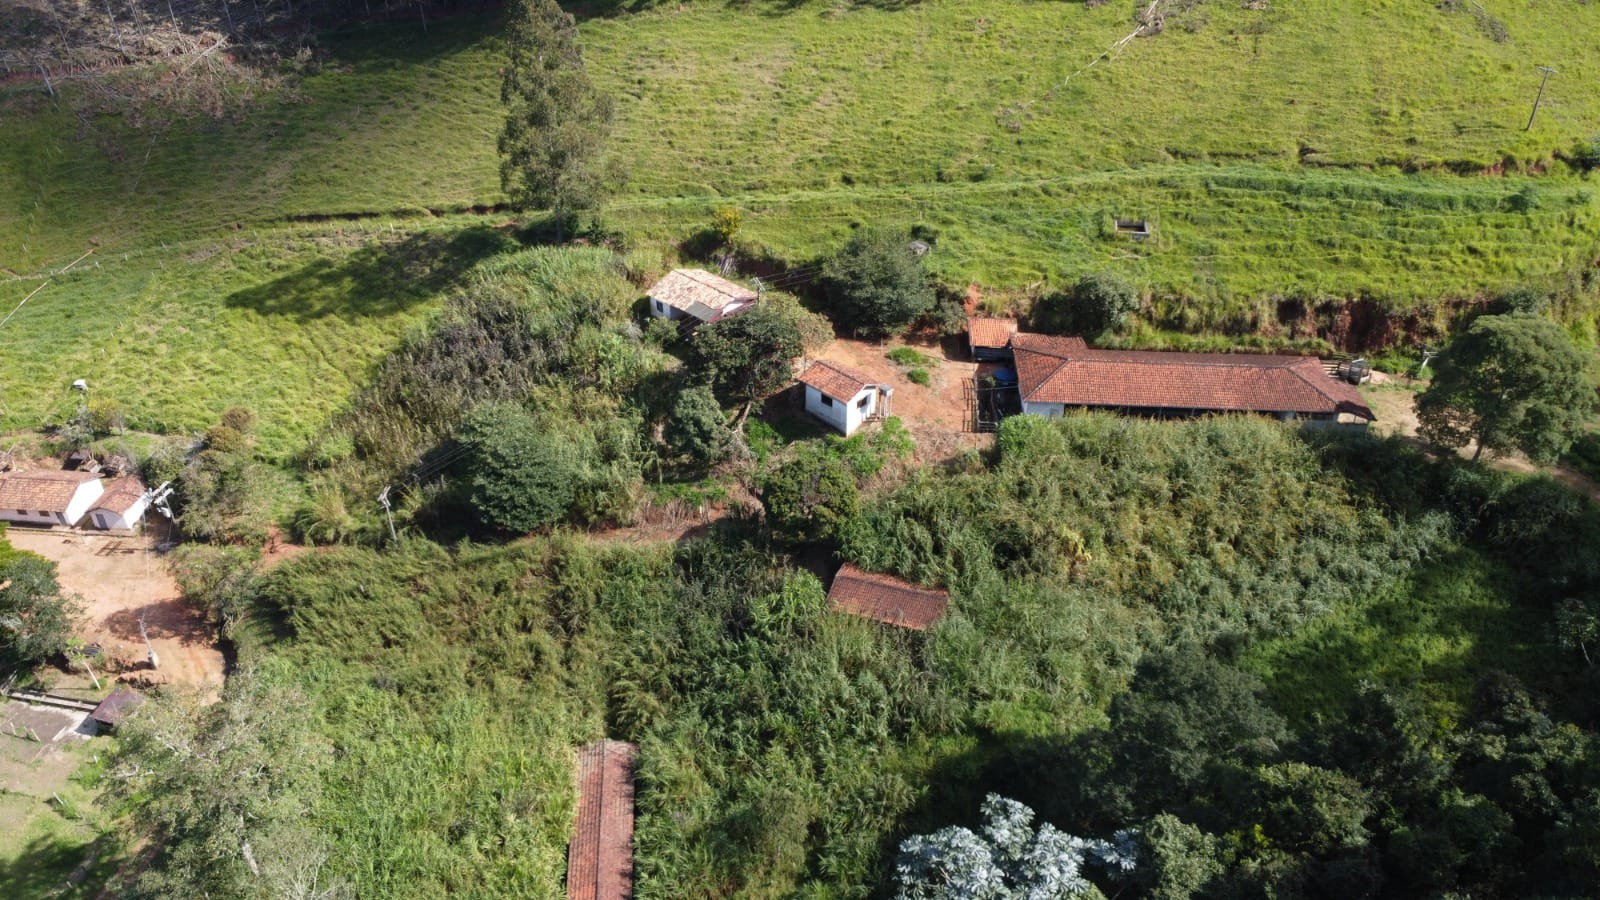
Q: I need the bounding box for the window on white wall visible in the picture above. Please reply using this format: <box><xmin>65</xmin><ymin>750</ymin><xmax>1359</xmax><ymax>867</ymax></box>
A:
<box><xmin>857</xmin><ymin>395</ymin><xmax>870</xmax><ymax>410</ymax></box>
<box><xmin>820</xmin><ymin>395</ymin><xmax>834</xmax><ymax>407</ymax></box>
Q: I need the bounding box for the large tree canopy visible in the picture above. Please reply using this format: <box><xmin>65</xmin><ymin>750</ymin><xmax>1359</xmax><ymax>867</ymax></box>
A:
<box><xmin>455</xmin><ymin>402</ymin><xmax>583</xmax><ymax>534</ymax></box>
<box><xmin>1417</xmin><ymin>314</ymin><xmax>1595</xmax><ymax>463</ymax></box>
<box><xmin>821</xmin><ymin>229</ymin><xmax>936</xmax><ymax>337</ymax></box>
<box><xmin>498</xmin><ymin>0</ymin><xmax>615</xmax><ymax>237</ymax></box>
<box><xmin>691</xmin><ymin>307</ymin><xmax>804</xmax><ymax>406</ymax></box>
<box><xmin>0</xmin><ymin>548</ymin><xmax>82</xmax><ymax>673</ymax></box>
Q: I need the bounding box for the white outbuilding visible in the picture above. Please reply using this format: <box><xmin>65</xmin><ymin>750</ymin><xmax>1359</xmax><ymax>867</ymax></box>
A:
<box><xmin>0</xmin><ymin>470</ymin><xmax>105</xmax><ymax>527</ymax></box>
<box><xmin>646</xmin><ymin>269</ymin><xmax>759</xmax><ymax>324</ymax></box>
<box><xmin>798</xmin><ymin>360</ymin><xmax>892</xmax><ymax>436</ymax></box>
<box><xmin>87</xmin><ymin>476</ymin><xmax>150</xmax><ymax>531</ymax></box>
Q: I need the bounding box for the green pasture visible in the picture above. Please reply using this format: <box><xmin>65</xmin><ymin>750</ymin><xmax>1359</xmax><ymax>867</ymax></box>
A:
<box><xmin>4</xmin><ymin>0</ymin><xmax>1600</xmax><ymax>301</ymax></box>
<box><xmin>0</xmin><ymin>220</ymin><xmax>510</xmax><ymax>459</ymax></box>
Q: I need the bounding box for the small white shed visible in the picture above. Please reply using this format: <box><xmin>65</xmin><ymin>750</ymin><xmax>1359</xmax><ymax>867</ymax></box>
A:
<box><xmin>799</xmin><ymin>360</ymin><xmax>890</xmax><ymax>436</ymax></box>
<box><xmin>0</xmin><ymin>470</ymin><xmax>104</xmax><ymax>527</ymax></box>
<box><xmin>88</xmin><ymin>476</ymin><xmax>150</xmax><ymax>531</ymax></box>
<box><xmin>647</xmin><ymin>269</ymin><xmax>759</xmax><ymax>324</ymax></box>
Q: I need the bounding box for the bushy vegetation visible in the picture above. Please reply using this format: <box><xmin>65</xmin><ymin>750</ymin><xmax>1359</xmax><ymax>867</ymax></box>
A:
<box><xmin>821</xmin><ymin>228</ymin><xmax>937</xmax><ymax>337</ymax></box>
<box><xmin>116</xmin><ymin>412</ymin><xmax>1600</xmax><ymax>897</ymax></box>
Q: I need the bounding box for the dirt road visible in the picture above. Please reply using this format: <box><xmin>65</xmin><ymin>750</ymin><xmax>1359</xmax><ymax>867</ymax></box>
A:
<box><xmin>1363</xmin><ymin>382</ymin><xmax>1600</xmax><ymax>502</ymax></box>
<box><xmin>6</xmin><ymin>530</ymin><xmax>227</xmax><ymax>695</ymax></box>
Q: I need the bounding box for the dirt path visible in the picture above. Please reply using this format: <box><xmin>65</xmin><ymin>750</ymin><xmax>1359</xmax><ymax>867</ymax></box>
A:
<box><xmin>1363</xmin><ymin>382</ymin><xmax>1600</xmax><ymax>502</ymax></box>
<box><xmin>6</xmin><ymin>530</ymin><xmax>226</xmax><ymax>696</ymax></box>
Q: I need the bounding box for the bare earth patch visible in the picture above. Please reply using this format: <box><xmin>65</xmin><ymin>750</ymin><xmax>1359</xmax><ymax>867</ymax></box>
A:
<box><xmin>6</xmin><ymin>530</ymin><xmax>226</xmax><ymax>696</ymax></box>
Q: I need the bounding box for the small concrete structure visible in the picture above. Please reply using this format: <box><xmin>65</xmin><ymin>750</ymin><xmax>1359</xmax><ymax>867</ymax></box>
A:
<box><xmin>87</xmin><ymin>476</ymin><xmax>149</xmax><ymax>531</ymax></box>
<box><xmin>646</xmin><ymin>269</ymin><xmax>758</xmax><ymax>324</ymax></box>
<box><xmin>0</xmin><ymin>470</ymin><xmax>104</xmax><ymax>527</ymax></box>
<box><xmin>798</xmin><ymin>360</ymin><xmax>890</xmax><ymax>436</ymax></box>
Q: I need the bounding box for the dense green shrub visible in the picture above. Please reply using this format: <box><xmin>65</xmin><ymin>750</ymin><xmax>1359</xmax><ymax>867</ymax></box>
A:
<box><xmin>760</xmin><ymin>452</ymin><xmax>859</xmax><ymax>543</ymax></box>
<box><xmin>1030</xmin><ymin>271</ymin><xmax>1140</xmax><ymax>337</ymax></box>
<box><xmin>821</xmin><ymin>228</ymin><xmax>936</xmax><ymax>337</ymax></box>
<box><xmin>456</xmin><ymin>402</ymin><xmax>585</xmax><ymax>534</ymax></box>
<box><xmin>664</xmin><ymin>384</ymin><xmax>732</xmax><ymax>468</ymax></box>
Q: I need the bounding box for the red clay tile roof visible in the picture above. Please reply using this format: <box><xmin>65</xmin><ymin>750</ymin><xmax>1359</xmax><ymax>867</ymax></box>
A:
<box><xmin>89</xmin><ymin>687</ymin><xmax>144</xmax><ymax>727</ymax></box>
<box><xmin>568</xmin><ymin>740</ymin><xmax>637</xmax><ymax>900</ymax></box>
<box><xmin>1010</xmin><ymin>335</ymin><xmax>1375</xmax><ymax>420</ymax></box>
<box><xmin>0</xmin><ymin>470</ymin><xmax>99</xmax><ymax>513</ymax></box>
<box><xmin>91</xmin><ymin>477</ymin><xmax>146</xmax><ymax>516</ymax></box>
<box><xmin>968</xmin><ymin>317</ymin><xmax>1019</xmax><ymax>351</ymax></box>
<box><xmin>799</xmin><ymin>360</ymin><xmax>873</xmax><ymax>400</ymax></box>
<box><xmin>648</xmin><ymin>269</ymin><xmax>758</xmax><ymax>320</ymax></box>
<box><xmin>828</xmin><ymin>564</ymin><xmax>949</xmax><ymax>630</ymax></box>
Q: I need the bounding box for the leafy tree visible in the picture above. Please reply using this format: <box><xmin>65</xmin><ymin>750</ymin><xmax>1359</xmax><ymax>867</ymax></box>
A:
<box><xmin>1417</xmin><ymin>314</ymin><xmax>1595</xmax><ymax>463</ymax></box>
<box><xmin>1031</xmin><ymin>272</ymin><xmax>1140</xmax><ymax>337</ymax></box>
<box><xmin>710</xmin><ymin>206</ymin><xmax>742</xmax><ymax>246</ymax></box>
<box><xmin>691</xmin><ymin>307</ymin><xmax>803</xmax><ymax>406</ymax></box>
<box><xmin>498</xmin><ymin>0</ymin><xmax>616</xmax><ymax>239</ymax></box>
<box><xmin>109</xmin><ymin>663</ymin><xmax>342</xmax><ymax>900</ymax></box>
<box><xmin>821</xmin><ymin>228</ymin><xmax>936</xmax><ymax>337</ymax></box>
<box><xmin>894</xmin><ymin>794</ymin><xmax>1138</xmax><ymax>899</ymax></box>
<box><xmin>760</xmin><ymin>452</ymin><xmax>858</xmax><ymax>543</ymax></box>
<box><xmin>1252</xmin><ymin>761</ymin><xmax>1372</xmax><ymax>854</ymax></box>
<box><xmin>665</xmin><ymin>384</ymin><xmax>732</xmax><ymax>467</ymax></box>
<box><xmin>1555</xmin><ymin>597</ymin><xmax>1600</xmax><ymax>666</ymax></box>
<box><xmin>1094</xmin><ymin>650</ymin><xmax>1290</xmax><ymax>824</ymax></box>
<box><xmin>455</xmin><ymin>402</ymin><xmax>582</xmax><ymax>533</ymax></box>
<box><xmin>1132</xmin><ymin>815</ymin><xmax>1224</xmax><ymax>900</ymax></box>
<box><xmin>0</xmin><ymin>552</ymin><xmax>82</xmax><ymax>673</ymax></box>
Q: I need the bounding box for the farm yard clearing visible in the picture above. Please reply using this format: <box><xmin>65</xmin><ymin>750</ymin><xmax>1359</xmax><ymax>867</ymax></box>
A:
<box><xmin>5</xmin><ymin>529</ymin><xmax>226</xmax><ymax>696</ymax></box>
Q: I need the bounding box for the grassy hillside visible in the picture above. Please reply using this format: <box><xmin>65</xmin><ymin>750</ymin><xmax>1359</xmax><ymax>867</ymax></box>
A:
<box><xmin>0</xmin><ymin>220</ymin><xmax>513</xmax><ymax>458</ymax></box>
<box><xmin>5</xmin><ymin>1</ymin><xmax>1600</xmax><ymax>302</ymax></box>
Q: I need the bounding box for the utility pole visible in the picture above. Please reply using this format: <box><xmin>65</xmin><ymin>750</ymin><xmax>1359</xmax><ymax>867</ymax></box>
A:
<box><xmin>138</xmin><ymin>612</ymin><xmax>158</xmax><ymax>670</ymax></box>
<box><xmin>1526</xmin><ymin>65</ymin><xmax>1558</xmax><ymax>131</ymax></box>
<box><xmin>378</xmin><ymin>485</ymin><xmax>398</xmax><ymax>543</ymax></box>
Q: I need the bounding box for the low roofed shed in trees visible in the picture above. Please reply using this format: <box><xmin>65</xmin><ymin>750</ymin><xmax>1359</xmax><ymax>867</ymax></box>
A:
<box><xmin>827</xmin><ymin>563</ymin><xmax>948</xmax><ymax>630</ymax></box>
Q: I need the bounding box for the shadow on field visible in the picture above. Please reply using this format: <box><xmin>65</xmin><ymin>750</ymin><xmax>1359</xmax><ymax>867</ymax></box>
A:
<box><xmin>224</xmin><ymin>226</ymin><xmax>513</xmax><ymax>322</ymax></box>
<box><xmin>0</xmin><ymin>832</ymin><xmax>99</xmax><ymax>897</ymax></box>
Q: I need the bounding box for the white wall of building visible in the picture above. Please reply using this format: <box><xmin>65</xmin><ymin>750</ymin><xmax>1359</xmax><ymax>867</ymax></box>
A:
<box><xmin>0</xmin><ymin>480</ymin><xmax>104</xmax><ymax>527</ymax></box>
<box><xmin>649</xmin><ymin>297</ymin><xmax>685</xmax><ymax>320</ymax></box>
<box><xmin>1021</xmin><ymin>400</ymin><xmax>1064</xmax><ymax>419</ymax></box>
<box><xmin>805</xmin><ymin>385</ymin><xmax>877</xmax><ymax>435</ymax></box>
<box><xmin>90</xmin><ymin>495</ymin><xmax>148</xmax><ymax>531</ymax></box>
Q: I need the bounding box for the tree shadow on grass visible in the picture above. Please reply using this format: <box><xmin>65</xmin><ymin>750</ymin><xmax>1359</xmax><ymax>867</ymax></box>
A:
<box><xmin>0</xmin><ymin>831</ymin><xmax>110</xmax><ymax>898</ymax></box>
<box><xmin>224</xmin><ymin>226</ymin><xmax>514</xmax><ymax>322</ymax></box>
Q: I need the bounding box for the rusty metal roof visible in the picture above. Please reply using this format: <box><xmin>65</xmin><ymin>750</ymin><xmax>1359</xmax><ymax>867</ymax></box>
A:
<box><xmin>568</xmin><ymin>740</ymin><xmax>638</xmax><ymax>900</ymax></box>
<box><xmin>89</xmin><ymin>687</ymin><xmax>144</xmax><ymax>727</ymax></box>
<box><xmin>798</xmin><ymin>360</ymin><xmax>873</xmax><ymax>400</ymax></box>
<box><xmin>1011</xmin><ymin>334</ymin><xmax>1375</xmax><ymax>420</ymax></box>
<box><xmin>827</xmin><ymin>563</ymin><xmax>949</xmax><ymax>630</ymax></box>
